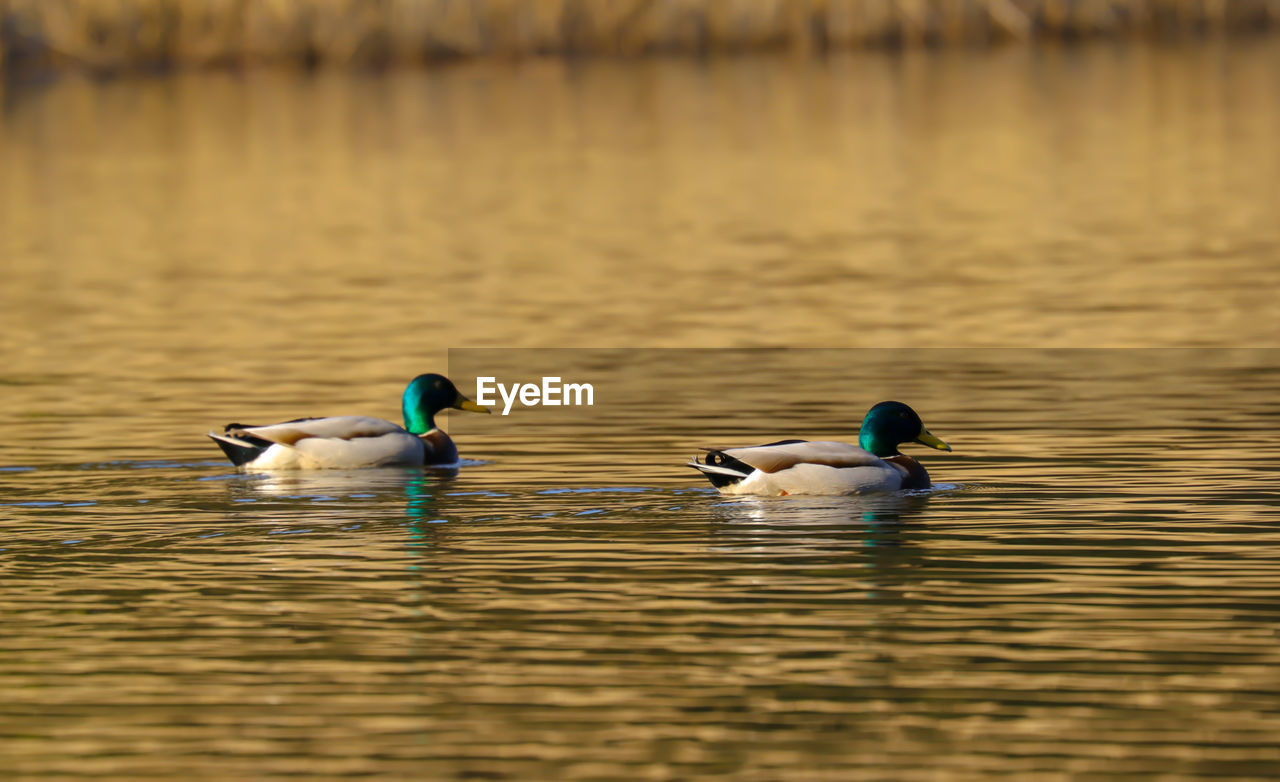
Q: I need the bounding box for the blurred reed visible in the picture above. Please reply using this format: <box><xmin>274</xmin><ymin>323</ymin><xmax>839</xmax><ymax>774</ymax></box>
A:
<box><xmin>1</xmin><ymin>0</ymin><xmax>1277</xmax><ymax>73</ymax></box>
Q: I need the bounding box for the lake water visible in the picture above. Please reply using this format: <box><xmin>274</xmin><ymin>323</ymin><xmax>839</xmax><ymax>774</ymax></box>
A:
<box><xmin>3</xmin><ymin>41</ymin><xmax>1280</xmax><ymax>781</ymax></box>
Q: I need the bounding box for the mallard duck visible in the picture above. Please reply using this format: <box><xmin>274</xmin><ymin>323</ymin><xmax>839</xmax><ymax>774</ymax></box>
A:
<box><xmin>687</xmin><ymin>401</ymin><xmax>950</xmax><ymax>496</ymax></box>
<box><xmin>208</xmin><ymin>373</ymin><xmax>489</xmax><ymax>470</ymax></box>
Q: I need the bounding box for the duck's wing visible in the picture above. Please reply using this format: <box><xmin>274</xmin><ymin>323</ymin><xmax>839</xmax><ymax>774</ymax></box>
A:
<box><xmin>226</xmin><ymin>416</ymin><xmax>406</xmax><ymax>445</ymax></box>
<box><xmin>211</xmin><ymin>416</ymin><xmax>424</xmax><ymax>469</ymax></box>
<box><xmin>712</xmin><ymin>440</ymin><xmax>883</xmax><ymax>473</ymax></box>
<box><xmin>687</xmin><ymin>440</ymin><xmax>899</xmax><ymax>495</ymax></box>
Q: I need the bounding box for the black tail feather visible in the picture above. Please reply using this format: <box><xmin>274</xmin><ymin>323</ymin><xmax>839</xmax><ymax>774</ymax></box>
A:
<box><xmin>211</xmin><ymin>419</ymin><xmax>318</xmax><ymax>467</ymax></box>
<box><xmin>688</xmin><ymin>440</ymin><xmax>807</xmax><ymax>489</ymax></box>
<box><xmin>689</xmin><ymin>450</ymin><xmax>756</xmax><ymax>488</ymax></box>
<box><xmin>210</xmin><ymin>425</ymin><xmax>276</xmax><ymax>467</ymax></box>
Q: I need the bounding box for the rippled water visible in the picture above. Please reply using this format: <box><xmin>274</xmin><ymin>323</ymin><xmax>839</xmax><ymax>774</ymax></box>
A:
<box><xmin>3</xmin><ymin>39</ymin><xmax>1280</xmax><ymax>781</ymax></box>
<box><xmin>4</xmin><ymin>349</ymin><xmax>1280</xmax><ymax>779</ymax></box>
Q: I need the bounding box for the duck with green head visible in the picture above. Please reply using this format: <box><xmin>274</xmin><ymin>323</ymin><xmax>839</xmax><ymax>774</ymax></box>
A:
<box><xmin>687</xmin><ymin>401</ymin><xmax>951</xmax><ymax>495</ymax></box>
<box><xmin>208</xmin><ymin>373</ymin><xmax>490</xmax><ymax>470</ymax></box>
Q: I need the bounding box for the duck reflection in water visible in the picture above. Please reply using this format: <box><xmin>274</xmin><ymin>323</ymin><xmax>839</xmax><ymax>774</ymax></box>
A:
<box><xmin>219</xmin><ymin>466</ymin><xmax>462</xmax><ymax>533</ymax></box>
<box><xmin>704</xmin><ymin>492</ymin><xmax>937</xmax><ymax>601</ymax></box>
<box><xmin>230</xmin><ymin>466</ymin><xmax>458</xmax><ymax>500</ymax></box>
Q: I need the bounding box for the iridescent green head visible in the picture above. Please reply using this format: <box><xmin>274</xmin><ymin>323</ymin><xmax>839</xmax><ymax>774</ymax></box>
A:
<box><xmin>401</xmin><ymin>374</ymin><xmax>490</xmax><ymax>434</ymax></box>
<box><xmin>857</xmin><ymin>401</ymin><xmax>951</xmax><ymax>457</ymax></box>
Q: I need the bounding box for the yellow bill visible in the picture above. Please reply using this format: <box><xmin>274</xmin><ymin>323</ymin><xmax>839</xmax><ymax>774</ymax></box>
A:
<box><xmin>915</xmin><ymin>429</ymin><xmax>951</xmax><ymax>451</ymax></box>
<box><xmin>455</xmin><ymin>398</ymin><xmax>491</xmax><ymax>414</ymax></box>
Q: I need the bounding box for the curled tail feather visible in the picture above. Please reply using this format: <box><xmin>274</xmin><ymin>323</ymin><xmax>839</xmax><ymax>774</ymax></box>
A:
<box><xmin>208</xmin><ymin>425</ymin><xmax>274</xmax><ymax>467</ymax></box>
<box><xmin>687</xmin><ymin>449</ymin><xmax>756</xmax><ymax>488</ymax></box>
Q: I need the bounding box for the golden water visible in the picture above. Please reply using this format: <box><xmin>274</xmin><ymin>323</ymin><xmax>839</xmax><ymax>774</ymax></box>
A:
<box><xmin>2</xmin><ymin>40</ymin><xmax>1280</xmax><ymax>780</ymax></box>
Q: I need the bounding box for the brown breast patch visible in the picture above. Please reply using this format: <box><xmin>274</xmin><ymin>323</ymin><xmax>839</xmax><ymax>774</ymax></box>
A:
<box><xmin>419</xmin><ymin>429</ymin><xmax>460</xmax><ymax>465</ymax></box>
<box><xmin>883</xmin><ymin>455</ymin><xmax>931</xmax><ymax>490</ymax></box>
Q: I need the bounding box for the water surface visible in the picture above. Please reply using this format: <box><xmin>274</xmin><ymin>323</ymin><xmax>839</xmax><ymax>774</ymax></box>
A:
<box><xmin>3</xmin><ymin>40</ymin><xmax>1280</xmax><ymax>781</ymax></box>
<box><xmin>4</xmin><ymin>349</ymin><xmax>1280</xmax><ymax>779</ymax></box>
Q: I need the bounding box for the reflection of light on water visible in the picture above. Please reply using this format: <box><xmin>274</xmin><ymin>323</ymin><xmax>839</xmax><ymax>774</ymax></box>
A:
<box><xmin>703</xmin><ymin>491</ymin><xmax>938</xmax><ymax>601</ymax></box>
<box><xmin>218</xmin><ymin>467</ymin><xmax>469</xmax><ymax>533</ymax></box>
<box><xmin>536</xmin><ymin>487</ymin><xmax>654</xmax><ymax>495</ymax></box>
<box><xmin>235</xmin><ymin>467</ymin><xmax>440</xmax><ymax>499</ymax></box>
<box><xmin>405</xmin><ymin>472</ymin><xmax>442</xmax><ymax>526</ymax></box>
<box><xmin>709</xmin><ymin>490</ymin><xmax>936</xmax><ymax>527</ymax></box>
<box><xmin>2</xmin><ymin>49</ymin><xmax>1279</xmax><ymax>780</ymax></box>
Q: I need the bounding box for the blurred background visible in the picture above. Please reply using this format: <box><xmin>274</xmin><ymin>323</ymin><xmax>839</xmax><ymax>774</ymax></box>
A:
<box><xmin>6</xmin><ymin>0</ymin><xmax>1280</xmax><ymax>460</ymax></box>
<box><xmin>3</xmin><ymin>1</ymin><xmax>1279</xmax><ymax>376</ymax></box>
<box><xmin>4</xmin><ymin>3</ymin><xmax>1280</xmax><ymax>780</ymax></box>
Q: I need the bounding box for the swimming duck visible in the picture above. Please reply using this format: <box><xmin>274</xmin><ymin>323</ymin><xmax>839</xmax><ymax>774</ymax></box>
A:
<box><xmin>687</xmin><ymin>401</ymin><xmax>950</xmax><ymax>496</ymax></box>
<box><xmin>208</xmin><ymin>373</ymin><xmax>489</xmax><ymax>470</ymax></box>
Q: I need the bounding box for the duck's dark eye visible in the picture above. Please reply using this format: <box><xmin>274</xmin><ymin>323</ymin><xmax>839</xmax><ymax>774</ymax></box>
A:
<box><xmin>434</xmin><ymin>381</ymin><xmax>444</xmax><ymax>389</ymax></box>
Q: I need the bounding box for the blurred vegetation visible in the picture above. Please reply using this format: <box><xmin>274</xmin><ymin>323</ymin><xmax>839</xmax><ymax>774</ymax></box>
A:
<box><xmin>1</xmin><ymin>0</ymin><xmax>1278</xmax><ymax>73</ymax></box>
